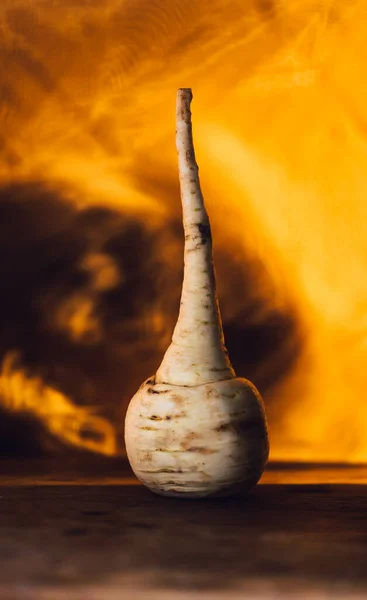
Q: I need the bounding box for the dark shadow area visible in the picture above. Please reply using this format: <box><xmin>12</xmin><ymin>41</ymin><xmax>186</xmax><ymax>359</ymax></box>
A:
<box><xmin>0</xmin><ymin>406</ymin><xmax>51</xmax><ymax>457</ymax></box>
<box><xmin>216</xmin><ymin>248</ymin><xmax>303</xmax><ymax>393</ymax></box>
<box><xmin>0</xmin><ymin>181</ymin><xmax>303</xmax><ymax>456</ymax></box>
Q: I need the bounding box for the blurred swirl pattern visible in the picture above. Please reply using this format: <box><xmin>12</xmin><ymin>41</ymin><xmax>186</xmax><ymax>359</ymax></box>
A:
<box><xmin>0</xmin><ymin>0</ymin><xmax>366</xmax><ymax>462</ymax></box>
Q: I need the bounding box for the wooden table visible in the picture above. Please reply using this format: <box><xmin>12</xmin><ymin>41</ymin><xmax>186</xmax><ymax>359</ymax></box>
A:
<box><xmin>1</xmin><ymin>457</ymin><xmax>366</xmax><ymax>599</ymax></box>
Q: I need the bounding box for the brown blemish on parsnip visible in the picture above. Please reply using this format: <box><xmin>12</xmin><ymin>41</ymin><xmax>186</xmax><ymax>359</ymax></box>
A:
<box><xmin>148</xmin><ymin>387</ymin><xmax>169</xmax><ymax>395</ymax></box>
<box><xmin>139</xmin><ymin>426</ymin><xmax>159</xmax><ymax>431</ymax></box>
<box><xmin>186</xmin><ymin>446</ymin><xmax>217</xmax><ymax>454</ymax></box>
<box><xmin>138</xmin><ymin>468</ymin><xmax>183</xmax><ymax>474</ymax></box>
<box><xmin>181</xmin><ymin>431</ymin><xmax>199</xmax><ymax>446</ymax></box>
<box><xmin>165</xmin><ymin>412</ymin><xmax>187</xmax><ymax>420</ymax></box>
<box><xmin>171</xmin><ymin>394</ymin><xmax>185</xmax><ymax>407</ymax></box>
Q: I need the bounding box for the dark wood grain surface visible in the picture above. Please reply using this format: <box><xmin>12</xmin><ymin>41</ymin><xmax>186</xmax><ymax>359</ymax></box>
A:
<box><xmin>1</xmin><ymin>457</ymin><xmax>366</xmax><ymax>599</ymax></box>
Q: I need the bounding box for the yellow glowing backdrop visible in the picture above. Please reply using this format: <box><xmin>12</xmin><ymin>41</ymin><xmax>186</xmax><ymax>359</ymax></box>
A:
<box><xmin>0</xmin><ymin>0</ymin><xmax>366</xmax><ymax>462</ymax></box>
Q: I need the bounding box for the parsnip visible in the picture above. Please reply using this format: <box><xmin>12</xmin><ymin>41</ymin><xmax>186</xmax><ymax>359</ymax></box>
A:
<box><xmin>125</xmin><ymin>89</ymin><xmax>269</xmax><ymax>498</ymax></box>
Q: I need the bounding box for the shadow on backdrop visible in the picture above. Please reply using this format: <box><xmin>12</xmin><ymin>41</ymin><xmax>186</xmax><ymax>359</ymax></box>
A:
<box><xmin>0</xmin><ymin>182</ymin><xmax>303</xmax><ymax>455</ymax></box>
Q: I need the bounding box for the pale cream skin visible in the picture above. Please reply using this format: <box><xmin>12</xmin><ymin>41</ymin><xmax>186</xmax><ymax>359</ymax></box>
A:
<box><xmin>125</xmin><ymin>89</ymin><xmax>269</xmax><ymax>498</ymax></box>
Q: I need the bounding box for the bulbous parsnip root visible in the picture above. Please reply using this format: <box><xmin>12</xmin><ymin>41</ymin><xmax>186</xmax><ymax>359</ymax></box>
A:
<box><xmin>125</xmin><ymin>89</ymin><xmax>269</xmax><ymax>498</ymax></box>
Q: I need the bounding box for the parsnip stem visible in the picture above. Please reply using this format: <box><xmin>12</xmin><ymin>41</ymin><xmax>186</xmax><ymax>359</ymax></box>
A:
<box><xmin>156</xmin><ymin>88</ymin><xmax>235</xmax><ymax>386</ymax></box>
